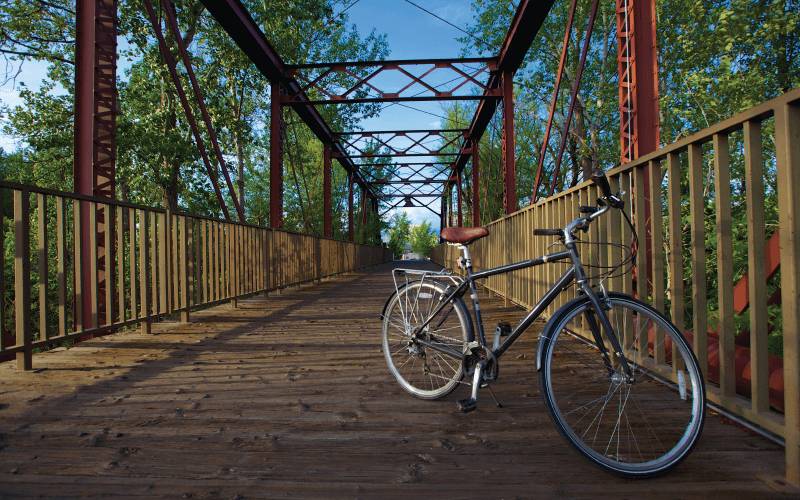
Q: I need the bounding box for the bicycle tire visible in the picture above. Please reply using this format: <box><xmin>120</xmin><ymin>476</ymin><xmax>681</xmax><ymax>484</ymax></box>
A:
<box><xmin>382</xmin><ymin>280</ymin><xmax>472</xmax><ymax>399</ymax></box>
<box><xmin>539</xmin><ymin>293</ymin><xmax>705</xmax><ymax>478</ymax></box>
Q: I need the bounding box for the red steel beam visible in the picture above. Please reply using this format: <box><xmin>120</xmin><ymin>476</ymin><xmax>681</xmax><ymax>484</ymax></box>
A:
<box><xmin>336</xmin><ymin>129</ymin><xmax>467</xmax><ymax>136</ymax></box>
<box><xmin>286</xmin><ymin>58</ymin><xmax>497</xmax><ymax>103</ymax></box>
<box><xmin>501</xmin><ymin>71</ymin><xmax>516</xmax><ymax>214</ymax></box>
<box><xmin>293</xmin><ymin>95</ymin><xmax>500</xmax><ymax>106</ymax></box>
<box><xmin>532</xmin><ymin>0</ymin><xmax>579</xmax><ymax>203</ymax></box>
<box><xmin>348</xmin><ymin>174</ymin><xmax>354</xmax><ymax>242</ymax></box>
<box><xmin>292</xmin><ymin>57</ymin><xmax>495</xmax><ymax>69</ymax></box>
<box><xmin>456</xmin><ymin>170</ymin><xmax>463</xmax><ymax>227</ymax></box>
<box><xmin>162</xmin><ymin>0</ymin><xmax>244</xmax><ymax>222</ymax></box>
<box><xmin>472</xmin><ymin>139</ymin><xmax>480</xmax><ymax>226</ymax></box>
<box><xmin>323</xmin><ymin>144</ymin><xmax>331</xmax><ymax>238</ymax></box>
<box><xmin>270</xmin><ymin>82</ymin><xmax>285</xmax><ymax>228</ymax></box>
<box><xmin>445</xmin><ymin>0</ymin><xmax>556</xmax><ymax>193</ymax></box>
<box><xmin>75</xmin><ymin>0</ymin><xmax>118</xmax><ymax>335</ymax></box>
<box><xmin>548</xmin><ymin>0</ymin><xmax>600</xmax><ymax>197</ymax></box>
<box><xmin>143</xmin><ymin>0</ymin><xmax>232</xmax><ymax>220</ymax></box>
<box><xmin>199</xmin><ymin>0</ymin><xmax>375</xmax><ymax>197</ymax></box>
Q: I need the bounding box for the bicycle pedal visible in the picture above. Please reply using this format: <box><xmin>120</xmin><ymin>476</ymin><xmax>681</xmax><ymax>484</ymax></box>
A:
<box><xmin>456</xmin><ymin>398</ymin><xmax>478</xmax><ymax>413</ymax></box>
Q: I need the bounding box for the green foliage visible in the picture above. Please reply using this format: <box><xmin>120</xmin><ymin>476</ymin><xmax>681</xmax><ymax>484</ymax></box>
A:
<box><xmin>1</xmin><ymin>0</ymin><xmax>389</xmax><ymax>230</ymax></box>
<box><xmin>410</xmin><ymin>221</ymin><xmax>437</xmax><ymax>257</ymax></box>
<box><xmin>387</xmin><ymin>212</ymin><xmax>411</xmax><ymax>260</ymax></box>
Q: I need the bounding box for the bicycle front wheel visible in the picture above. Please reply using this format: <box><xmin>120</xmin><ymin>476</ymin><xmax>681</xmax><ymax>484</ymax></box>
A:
<box><xmin>382</xmin><ymin>280</ymin><xmax>471</xmax><ymax>399</ymax></box>
<box><xmin>539</xmin><ymin>293</ymin><xmax>705</xmax><ymax>478</ymax></box>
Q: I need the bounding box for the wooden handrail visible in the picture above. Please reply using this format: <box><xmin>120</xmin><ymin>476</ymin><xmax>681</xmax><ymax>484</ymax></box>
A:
<box><xmin>1</xmin><ymin>191</ymin><xmax>392</xmax><ymax>368</ymax></box>
<box><xmin>432</xmin><ymin>87</ymin><xmax>800</xmax><ymax>486</ymax></box>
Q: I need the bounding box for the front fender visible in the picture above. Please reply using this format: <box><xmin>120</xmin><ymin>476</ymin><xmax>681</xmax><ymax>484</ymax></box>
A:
<box><xmin>535</xmin><ymin>295</ymin><xmax>590</xmax><ymax>371</ymax></box>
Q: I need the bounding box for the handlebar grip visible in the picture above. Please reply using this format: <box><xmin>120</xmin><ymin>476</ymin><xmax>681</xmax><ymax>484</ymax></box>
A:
<box><xmin>591</xmin><ymin>170</ymin><xmax>612</xmax><ymax>198</ymax></box>
<box><xmin>533</xmin><ymin>228</ymin><xmax>562</xmax><ymax>236</ymax></box>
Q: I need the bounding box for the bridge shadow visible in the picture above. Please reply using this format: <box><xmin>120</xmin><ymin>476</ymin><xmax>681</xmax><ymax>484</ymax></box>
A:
<box><xmin>0</xmin><ymin>263</ymin><xmax>790</xmax><ymax>499</ymax></box>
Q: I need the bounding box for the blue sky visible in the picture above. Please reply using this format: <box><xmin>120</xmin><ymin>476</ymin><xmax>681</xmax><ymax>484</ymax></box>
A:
<box><xmin>0</xmin><ymin>0</ymin><xmax>483</xmax><ymax>232</ymax></box>
<box><xmin>342</xmin><ymin>0</ymin><xmax>480</xmax><ymax>231</ymax></box>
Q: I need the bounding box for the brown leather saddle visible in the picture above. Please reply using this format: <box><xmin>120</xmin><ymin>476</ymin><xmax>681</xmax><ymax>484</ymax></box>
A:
<box><xmin>440</xmin><ymin>226</ymin><xmax>489</xmax><ymax>245</ymax></box>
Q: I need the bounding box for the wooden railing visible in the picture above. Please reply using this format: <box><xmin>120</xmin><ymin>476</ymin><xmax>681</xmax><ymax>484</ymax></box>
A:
<box><xmin>432</xmin><ymin>87</ymin><xmax>800</xmax><ymax>486</ymax></box>
<box><xmin>0</xmin><ymin>180</ymin><xmax>392</xmax><ymax>369</ymax></box>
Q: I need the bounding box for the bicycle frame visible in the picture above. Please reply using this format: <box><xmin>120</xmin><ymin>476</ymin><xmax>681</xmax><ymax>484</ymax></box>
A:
<box><xmin>411</xmin><ymin>238</ymin><xmax>633</xmax><ymax>379</ymax></box>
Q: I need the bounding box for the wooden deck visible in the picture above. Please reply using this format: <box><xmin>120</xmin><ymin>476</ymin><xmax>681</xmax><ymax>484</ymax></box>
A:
<box><xmin>0</xmin><ymin>262</ymin><xmax>791</xmax><ymax>499</ymax></box>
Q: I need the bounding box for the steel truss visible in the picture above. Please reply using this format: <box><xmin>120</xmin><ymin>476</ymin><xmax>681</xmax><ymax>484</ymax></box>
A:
<box><xmin>287</xmin><ymin>58</ymin><xmax>498</xmax><ymax>104</ymax></box>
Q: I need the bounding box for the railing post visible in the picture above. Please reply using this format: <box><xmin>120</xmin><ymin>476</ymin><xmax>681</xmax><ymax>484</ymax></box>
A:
<box><xmin>37</xmin><ymin>194</ymin><xmax>49</xmax><ymax>340</ymax></box>
<box><xmin>181</xmin><ymin>215</ymin><xmax>189</xmax><ymax>323</ymax></box>
<box><xmin>139</xmin><ymin>209</ymin><xmax>150</xmax><ymax>334</ymax></box>
<box><xmin>775</xmin><ymin>100</ymin><xmax>800</xmax><ymax>488</ymax></box>
<box><xmin>14</xmin><ymin>189</ymin><xmax>32</xmax><ymax>371</ymax></box>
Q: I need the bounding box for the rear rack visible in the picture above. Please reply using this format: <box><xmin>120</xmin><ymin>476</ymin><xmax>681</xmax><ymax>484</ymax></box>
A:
<box><xmin>391</xmin><ymin>268</ymin><xmax>464</xmax><ymax>330</ymax></box>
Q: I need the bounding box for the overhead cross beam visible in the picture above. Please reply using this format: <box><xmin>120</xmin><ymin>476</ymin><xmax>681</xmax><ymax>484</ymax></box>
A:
<box><xmin>286</xmin><ymin>58</ymin><xmax>498</xmax><ymax>104</ymax></box>
<box><xmin>443</xmin><ymin>0</ymin><xmax>556</xmax><ymax>210</ymax></box>
<box><xmin>199</xmin><ymin>0</ymin><xmax>377</xmax><ymax>205</ymax></box>
<box><xmin>335</xmin><ymin>129</ymin><xmax>467</xmax><ymax>156</ymax></box>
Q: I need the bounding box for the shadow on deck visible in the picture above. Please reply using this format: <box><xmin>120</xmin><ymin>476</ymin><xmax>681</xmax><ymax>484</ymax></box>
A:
<box><xmin>0</xmin><ymin>262</ymin><xmax>791</xmax><ymax>499</ymax></box>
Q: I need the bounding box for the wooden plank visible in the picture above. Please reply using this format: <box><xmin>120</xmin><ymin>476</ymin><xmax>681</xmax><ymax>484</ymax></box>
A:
<box><xmin>621</xmin><ymin>171</ymin><xmax>633</xmax><ymax>300</ymax></box>
<box><xmin>129</xmin><ymin>208</ymin><xmax>138</xmax><ymax>321</ymax></box>
<box><xmin>180</xmin><ymin>216</ymin><xmax>189</xmax><ymax>322</ymax></box>
<box><xmin>117</xmin><ymin>206</ymin><xmax>125</xmax><ymax>323</ymax></box>
<box><xmin>0</xmin><ymin>260</ymin><xmax>788</xmax><ymax>499</ymax></box>
<box><xmin>139</xmin><ymin>210</ymin><xmax>150</xmax><ymax>320</ymax></box>
<box><xmin>667</xmin><ymin>152</ymin><xmax>685</xmax><ymax>372</ymax></box>
<box><xmin>14</xmin><ymin>188</ymin><xmax>32</xmax><ymax>370</ymax></box>
<box><xmin>632</xmin><ymin>167</ymin><xmax>648</xmax><ymax>356</ymax></box>
<box><xmin>104</xmin><ymin>204</ymin><xmax>113</xmax><ymax>326</ymax></box>
<box><xmin>608</xmin><ymin>175</ymin><xmax>622</xmax><ymax>296</ymax></box>
<box><xmin>202</xmin><ymin>219</ymin><xmax>208</xmax><ymax>304</ymax></box>
<box><xmin>150</xmin><ymin>211</ymin><xmax>158</xmax><ymax>316</ymax></box>
<box><xmin>57</xmin><ymin>197</ymin><xmax>67</xmax><ymax>337</ymax></box>
<box><xmin>194</xmin><ymin>219</ymin><xmax>201</xmax><ymax>305</ymax></box>
<box><xmin>37</xmin><ymin>194</ymin><xmax>48</xmax><ymax>340</ymax></box>
<box><xmin>649</xmin><ymin>160</ymin><xmax>665</xmax><ymax>365</ymax></box>
<box><xmin>688</xmin><ymin>143</ymin><xmax>708</xmax><ymax>381</ymax></box>
<box><xmin>159</xmin><ymin>212</ymin><xmax>167</xmax><ymax>315</ymax></box>
<box><xmin>775</xmin><ymin>101</ymin><xmax>800</xmax><ymax>487</ymax></box>
<box><xmin>714</xmin><ymin>133</ymin><xmax>735</xmax><ymax>397</ymax></box>
<box><xmin>0</xmin><ymin>188</ymin><xmax>4</xmax><ymax>348</ymax></box>
<box><xmin>743</xmin><ymin>120</ymin><xmax>769</xmax><ymax>413</ymax></box>
<box><xmin>212</xmin><ymin>222</ymin><xmax>218</xmax><ymax>301</ymax></box>
<box><xmin>89</xmin><ymin>202</ymin><xmax>98</xmax><ymax>330</ymax></box>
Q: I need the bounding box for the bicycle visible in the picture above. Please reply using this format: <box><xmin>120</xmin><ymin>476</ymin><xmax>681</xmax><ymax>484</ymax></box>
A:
<box><xmin>380</xmin><ymin>171</ymin><xmax>705</xmax><ymax>479</ymax></box>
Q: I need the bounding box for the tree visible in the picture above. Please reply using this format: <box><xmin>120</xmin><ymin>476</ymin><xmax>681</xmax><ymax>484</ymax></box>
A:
<box><xmin>387</xmin><ymin>212</ymin><xmax>411</xmax><ymax>260</ymax></box>
<box><xmin>410</xmin><ymin>221</ymin><xmax>437</xmax><ymax>257</ymax></box>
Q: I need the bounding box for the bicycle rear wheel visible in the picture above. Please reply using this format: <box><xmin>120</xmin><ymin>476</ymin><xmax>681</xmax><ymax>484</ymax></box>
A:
<box><xmin>539</xmin><ymin>293</ymin><xmax>705</xmax><ymax>478</ymax></box>
<box><xmin>382</xmin><ymin>280</ymin><xmax>471</xmax><ymax>399</ymax></box>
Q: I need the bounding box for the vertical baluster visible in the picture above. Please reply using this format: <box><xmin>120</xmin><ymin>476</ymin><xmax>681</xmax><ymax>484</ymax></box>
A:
<box><xmin>714</xmin><ymin>133</ymin><xmax>735</xmax><ymax>397</ymax></box>
<box><xmin>14</xmin><ymin>189</ymin><xmax>32</xmax><ymax>370</ymax></box>
<box><xmin>89</xmin><ymin>202</ymin><xmax>98</xmax><ymax>330</ymax></box>
<box><xmin>159</xmin><ymin>212</ymin><xmax>167</xmax><ymax>315</ymax></box>
<box><xmin>775</xmin><ymin>100</ymin><xmax>800</xmax><ymax>488</ymax></box>
<box><xmin>649</xmin><ymin>160</ymin><xmax>665</xmax><ymax>365</ymax></box>
<box><xmin>129</xmin><ymin>208</ymin><xmax>138</xmax><ymax>321</ymax></box>
<box><xmin>117</xmin><ymin>206</ymin><xmax>124</xmax><ymax>323</ymax></box>
<box><xmin>104</xmin><ymin>204</ymin><xmax>113</xmax><ymax>326</ymax></box>
<box><xmin>667</xmin><ymin>153</ymin><xmax>685</xmax><ymax>371</ymax></box>
<box><xmin>74</xmin><ymin>200</ymin><xmax>84</xmax><ymax>332</ymax></box>
<box><xmin>180</xmin><ymin>215</ymin><xmax>189</xmax><ymax>322</ymax></box>
<box><xmin>172</xmin><ymin>213</ymin><xmax>178</xmax><ymax>311</ymax></box>
<box><xmin>150</xmin><ymin>211</ymin><xmax>158</xmax><ymax>317</ymax></box>
<box><xmin>688</xmin><ymin>143</ymin><xmax>708</xmax><ymax>381</ymax></box>
<box><xmin>139</xmin><ymin>209</ymin><xmax>150</xmax><ymax>333</ymax></box>
<box><xmin>744</xmin><ymin>120</ymin><xmax>768</xmax><ymax>413</ymax></box>
<box><xmin>57</xmin><ymin>197</ymin><xmax>67</xmax><ymax>337</ymax></box>
<box><xmin>632</xmin><ymin>167</ymin><xmax>648</xmax><ymax>356</ymax></box>
<box><xmin>37</xmin><ymin>194</ymin><xmax>48</xmax><ymax>339</ymax></box>
<box><xmin>202</xmin><ymin>219</ymin><xmax>208</xmax><ymax>304</ymax></box>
